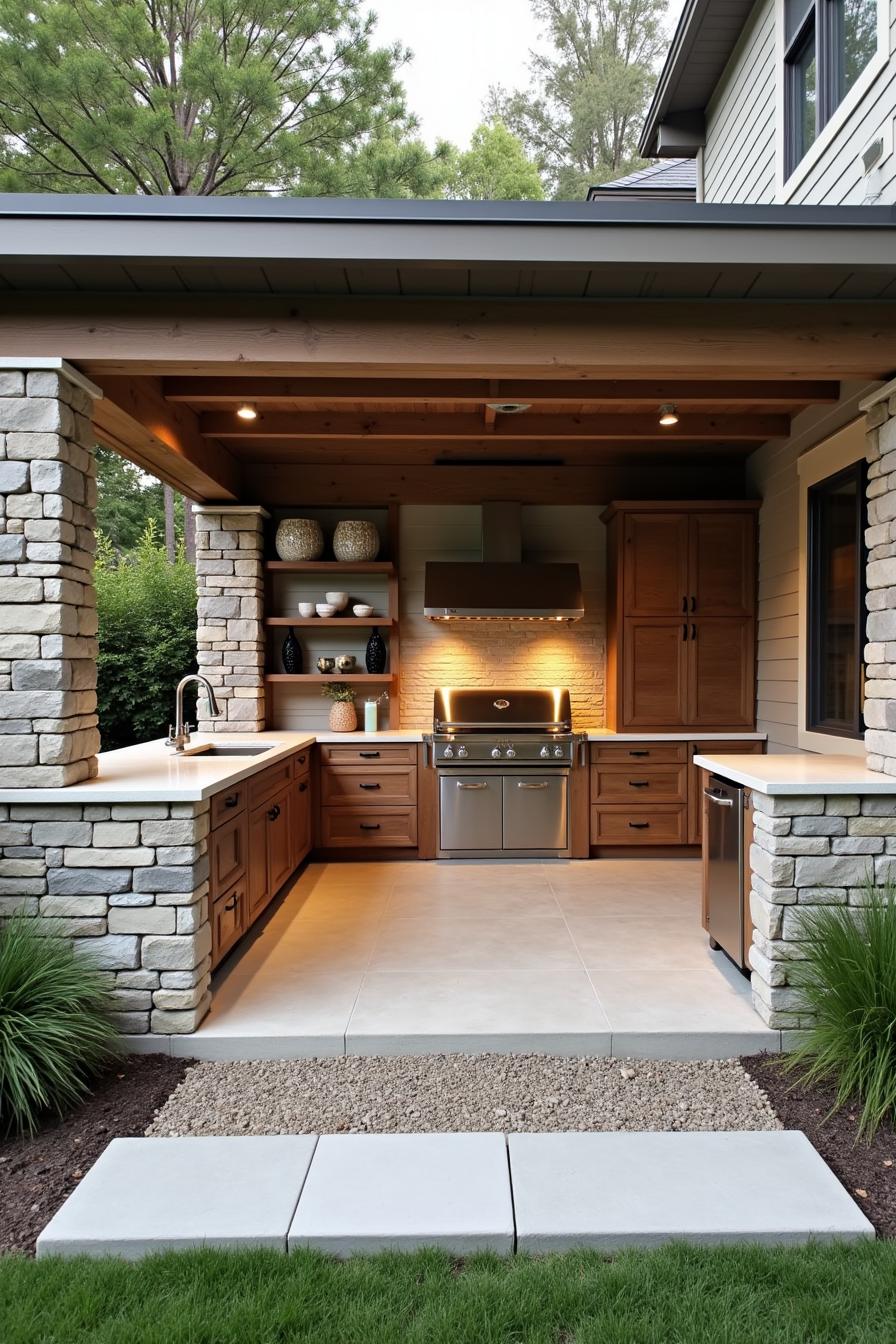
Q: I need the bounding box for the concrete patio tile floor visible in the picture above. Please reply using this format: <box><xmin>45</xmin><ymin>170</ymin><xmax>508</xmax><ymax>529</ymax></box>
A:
<box><xmin>37</xmin><ymin>1131</ymin><xmax>872</xmax><ymax>1260</ymax></box>
<box><xmin>158</xmin><ymin>859</ymin><xmax>783</xmax><ymax>1060</ymax></box>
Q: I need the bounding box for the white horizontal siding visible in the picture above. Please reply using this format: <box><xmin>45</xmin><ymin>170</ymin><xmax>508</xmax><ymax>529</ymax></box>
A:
<box><xmin>704</xmin><ymin>0</ymin><xmax>777</xmax><ymax>204</ymax></box>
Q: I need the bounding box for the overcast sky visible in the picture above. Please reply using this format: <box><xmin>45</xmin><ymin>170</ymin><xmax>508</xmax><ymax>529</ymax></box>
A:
<box><xmin>371</xmin><ymin>0</ymin><xmax>677</xmax><ymax>149</ymax></box>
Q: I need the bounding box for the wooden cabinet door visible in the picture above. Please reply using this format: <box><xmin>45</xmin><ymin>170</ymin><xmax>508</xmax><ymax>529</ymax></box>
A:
<box><xmin>293</xmin><ymin>775</ymin><xmax>312</xmax><ymax>867</ymax></box>
<box><xmin>267</xmin><ymin>784</ymin><xmax>293</xmax><ymax>897</ymax></box>
<box><xmin>208</xmin><ymin>811</ymin><xmax>247</xmax><ymax>897</ymax></box>
<box><xmin>621</xmin><ymin>618</ymin><xmax>688</xmax><ymax>728</ymax></box>
<box><xmin>689</xmin><ymin>513</ymin><xmax>755</xmax><ymax>617</ymax></box>
<box><xmin>622</xmin><ymin>512</ymin><xmax>689</xmax><ymax>617</ymax></box>
<box><xmin>686</xmin><ymin>618</ymin><xmax>755</xmax><ymax>729</ymax></box>
<box><xmin>246</xmin><ymin>802</ymin><xmax>270</xmax><ymax>923</ymax></box>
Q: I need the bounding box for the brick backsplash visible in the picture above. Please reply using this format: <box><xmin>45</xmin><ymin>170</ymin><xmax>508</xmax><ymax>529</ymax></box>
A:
<box><xmin>399</xmin><ymin>505</ymin><xmax>606</xmax><ymax>730</ymax></box>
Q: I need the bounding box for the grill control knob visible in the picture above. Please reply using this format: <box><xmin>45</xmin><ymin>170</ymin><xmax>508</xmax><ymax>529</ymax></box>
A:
<box><xmin>457</xmin><ymin>745</ymin><xmax>468</xmax><ymax>758</ymax></box>
<box><xmin>553</xmin><ymin>745</ymin><xmax>564</xmax><ymax>759</ymax></box>
<box><xmin>443</xmin><ymin>745</ymin><xmax>454</xmax><ymax>759</ymax></box>
<box><xmin>539</xmin><ymin>746</ymin><xmax>550</xmax><ymax>758</ymax></box>
<box><xmin>505</xmin><ymin>747</ymin><xmax>517</xmax><ymax>758</ymax></box>
<box><xmin>491</xmin><ymin>747</ymin><xmax>502</xmax><ymax>759</ymax></box>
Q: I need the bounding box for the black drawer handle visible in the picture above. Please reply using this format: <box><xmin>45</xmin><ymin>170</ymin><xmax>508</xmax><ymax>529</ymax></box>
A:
<box><xmin>628</xmin><ymin>821</ymin><xmax>650</xmax><ymax>829</ymax></box>
<box><xmin>224</xmin><ymin>793</ymin><xmax>239</xmax><ymax>808</ymax></box>
<box><xmin>267</xmin><ymin>804</ymin><xmax>280</xmax><ymax>821</ymax></box>
<box><xmin>298</xmin><ymin>781</ymin><xmax>308</xmax><ymax>792</ymax></box>
<box><xmin>360</xmin><ymin>751</ymin><xmax>380</xmax><ymax>758</ymax></box>
<box><xmin>360</xmin><ymin>822</ymin><xmax>381</xmax><ymax>831</ymax></box>
<box><xmin>628</xmin><ymin>750</ymin><xmax>649</xmax><ymax>758</ymax></box>
<box><xmin>223</xmin><ymin>895</ymin><xmax>239</xmax><ymax>912</ymax></box>
<box><xmin>359</xmin><ymin>782</ymin><xmax>381</xmax><ymax>790</ymax></box>
<box><xmin>628</xmin><ymin>780</ymin><xmax>649</xmax><ymax>788</ymax></box>
<box><xmin>297</xmin><ymin>754</ymin><xmax>306</xmax><ymax>765</ymax></box>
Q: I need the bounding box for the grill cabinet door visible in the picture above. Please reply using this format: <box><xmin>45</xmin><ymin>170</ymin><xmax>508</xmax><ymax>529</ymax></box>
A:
<box><xmin>439</xmin><ymin>774</ymin><xmax>503</xmax><ymax>851</ymax></box>
<box><xmin>502</xmin><ymin>774</ymin><xmax>568</xmax><ymax>851</ymax></box>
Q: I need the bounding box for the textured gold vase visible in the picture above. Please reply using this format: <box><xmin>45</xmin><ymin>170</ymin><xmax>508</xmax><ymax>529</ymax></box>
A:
<box><xmin>275</xmin><ymin>518</ymin><xmax>324</xmax><ymax>561</ymax></box>
<box><xmin>332</xmin><ymin>520</ymin><xmax>380</xmax><ymax>562</ymax></box>
<box><xmin>328</xmin><ymin>700</ymin><xmax>357</xmax><ymax>732</ymax></box>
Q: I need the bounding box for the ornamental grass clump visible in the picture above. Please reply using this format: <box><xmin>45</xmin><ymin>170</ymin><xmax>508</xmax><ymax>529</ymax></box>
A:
<box><xmin>785</xmin><ymin>880</ymin><xmax>896</xmax><ymax>1139</ymax></box>
<box><xmin>0</xmin><ymin>916</ymin><xmax>118</xmax><ymax>1137</ymax></box>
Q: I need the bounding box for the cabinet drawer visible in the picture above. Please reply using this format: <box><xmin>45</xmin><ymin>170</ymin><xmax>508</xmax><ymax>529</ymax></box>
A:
<box><xmin>320</xmin><ymin>743</ymin><xmax>417</xmax><ymax>765</ymax></box>
<box><xmin>208</xmin><ymin>811</ymin><xmax>247</xmax><ymax>895</ymax></box>
<box><xmin>321</xmin><ymin>764</ymin><xmax>417</xmax><ymax>808</ymax></box>
<box><xmin>293</xmin><ymin>748</ymin><xmax>311</xmax><ymax>780</ymax></box>
<box><xmin>591</xmin><ymin>764</ymin><xmax>687</xmax><ymax>804</ymax></box>
<box><xmin>320</xmin><ymin>806</ymin><xmax>417</xmax><ymax>848</ymax></box>
<box><xmin>210</xmin><ymin>784</ymin><xmax>246</xmax><ymax>829</ymax></box>
<box><xmin>590</xmin><ymin>742</ymin><xmax>687</xmax><ymax>764</ymax></box>
<box><xmin>590</xmin><ymin>805</ymin><xmax>688</xmax><ymax>845</ymax></box>
<box><xmin>212</xmin><ymin>877</ymin><xmax>245</xmax><ymax>968</ymax></box>
<box><xmin>247</xmin><ymin>759</ymin><xmax>292</xmax><ymax>809</ymax></box>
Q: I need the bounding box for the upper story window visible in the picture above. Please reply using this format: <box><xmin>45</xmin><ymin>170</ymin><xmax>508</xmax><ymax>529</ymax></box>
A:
<box><xmin>806</xmin><ymin>461</ymin><xmax>867</xmax><ymax>739</ymax></box>
<box><xmin>784</xmin><ymin>0</ymin><xmax>878</xmax><ymax>175</ymax></box>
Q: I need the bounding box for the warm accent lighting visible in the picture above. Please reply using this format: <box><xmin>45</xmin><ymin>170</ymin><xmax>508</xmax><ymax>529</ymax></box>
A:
<box><xmin>658</xmin><ymin>403</ymin><xmax>679</xmax><ymax>426</ymax></box>
<box><xmin>236</xmin><ymin>403</ymin><xmax>258</xmax><ymax>421</ymax></box>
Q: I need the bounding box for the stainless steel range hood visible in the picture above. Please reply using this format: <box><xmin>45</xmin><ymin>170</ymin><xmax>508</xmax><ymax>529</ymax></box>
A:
<box><xmin>423</xmin><ymin>503</ymin><xmax>584</xmax><ymax>623</ymax></box>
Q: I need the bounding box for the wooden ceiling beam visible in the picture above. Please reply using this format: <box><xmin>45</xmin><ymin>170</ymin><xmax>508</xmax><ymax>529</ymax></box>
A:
<box><xmin>163</xmin><ymin>377</ymin><xmax>841</xmax><ymax>406</ymax></box>
<box><xmin>200</xmin><ymin>410</ymin><xmax>789</xmax><ymax>441</ymax></box>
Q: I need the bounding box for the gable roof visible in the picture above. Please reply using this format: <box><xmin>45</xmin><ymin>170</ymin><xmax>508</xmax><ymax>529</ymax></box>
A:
<box><xmin>639</xmin><ymin>0</ymin><xmax>760</xmax><ymax>158</ymax></box>
<box><xmin>588</xmin><ymin>159</ymin><xmax>698</xmax><ymax>199</ymax></box>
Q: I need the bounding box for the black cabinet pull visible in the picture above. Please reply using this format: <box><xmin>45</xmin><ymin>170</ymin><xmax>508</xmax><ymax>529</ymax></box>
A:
<box><xmin>359</xmin><ymin>782</ymin><xmax>381</xmax><ymax>790</ymax></box>
<box><xmin>267</xmin><ymin>805</ymin><xmax>280</xmax><ymax>821</ymax></box>
<box><xmin>297</xmin><ymin>754</ymin><xmax>306</xmax><ymax>765</ymax></box>
<box><xmin>628</xmin><ymin>780</ymin><xmax>649</xmax><ymax>788</ymax></box>
<box><xmin>628</xmin><ymin>749</ymin><xmax>649</xmax><ymax>758</ymax></box>
<box><xmin>360</xmin><ymin>751</ymin><xmax>380</xmax><ymax>758</ymax></box>
<box><xmin>628</xmin><ymin>821</ymin><xmax>649</xmax><ymax>829</ymax></box>
<box><xmin>681</xmin><ymin>596</ymin><xmax>687</xmax><ymax>612</ymax></box>
<box><xmin>224</xmin><ymin>793</ymin><xmax>239</xmax><ymax>808</ymax></box>
<box><xmin>691</xmin><ymin>623</ymin><xmax>697</xmax><ymax>640</ymax></box>
<box><xmin>690</xmin><ymin>595</ymin><xmax>696</xmax><ymax>612</ymax></box>
<box><xmin>223</xmin><ymin>894</ymin><xmax>239</xmax><ymax>912</ymax></box>
<box><xmin>298</xmin><ymin>781</ymin><xmax>308</xmax><ymax>792</ymax></box>
<box><xmin>360</xmin><ymin>822</ymin><xmax>381</xmax><ymax>831</ymax></box>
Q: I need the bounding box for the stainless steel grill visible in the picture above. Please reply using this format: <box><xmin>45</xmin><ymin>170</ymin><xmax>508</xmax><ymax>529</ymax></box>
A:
<box><xmin>427</xmin><ymin>688</ymin><xmax>581</xmax><ymax>858</ymax></box>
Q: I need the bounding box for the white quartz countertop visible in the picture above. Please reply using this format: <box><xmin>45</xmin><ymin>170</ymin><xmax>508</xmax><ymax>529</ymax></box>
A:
<box><xmin>585</xmin><ymin>731</ymin><xmax>767</xmax><ymax>742</ymax></box>
<box><xmin>694</xmin><ymin>752</ymin><xmax>896</xmax><ymax>796</ymax></box>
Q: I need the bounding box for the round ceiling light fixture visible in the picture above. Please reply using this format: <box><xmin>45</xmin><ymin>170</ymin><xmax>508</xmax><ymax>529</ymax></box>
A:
<box><xmin>658</xmin><ymin>403</ymin><xmax>679</xmax><ymax>426</ymax></box>
<box><xmin>485</xmin><ymin>402</ymin><xmax>532</xmax><ymax>414</ymax></box>
<box><xmin>236</xmin><ymin>403</ymin><xmax>258</xmax><ymax>421</ymax></box>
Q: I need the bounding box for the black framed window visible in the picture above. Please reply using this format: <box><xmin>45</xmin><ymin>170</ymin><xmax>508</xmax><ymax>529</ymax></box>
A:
<box><xmin>784</xmin><ymin>0</ymin><xmax>877</xmax><ymax>176</ymax></box>
<box><xmin>807</xmin><ymin>461</ymin><xmax>866</xmax><ymax>738</ymax></box>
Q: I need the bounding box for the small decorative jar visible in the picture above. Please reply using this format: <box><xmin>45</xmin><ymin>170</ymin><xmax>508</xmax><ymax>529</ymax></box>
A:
<box><xmin>364</xmin><ymin>697</ymin><xmax>379</xmax><ymax>732</ymax></box>
<box><xmin>333</xmin><ymin>519</ymin><xmax>380</xmax><ymax>562</ymax></box>
<box><xmin>281</xmin><ymin>628</ymin><xmax>302</xmax><ymax>675</ymax></box>
<box><xmin>365</xmin><ymin>627</ymin><xmax>387</xmax><ymax>674</ymax></box>
<box><xmin>275</xmin><ymin>517</ymin><xmax>324</xmax><ymax>561</ymax></box>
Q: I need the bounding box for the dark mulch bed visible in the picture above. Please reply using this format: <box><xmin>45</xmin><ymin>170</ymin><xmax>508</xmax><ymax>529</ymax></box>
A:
<box><xmin>0</xmin><ymin>1053</ymin><xmax>190</xmax><ymax>1257</ymax></box>
<box><xmin>743</xmin><ymin>1053</ymin><xmax>896</xmax><ymax>1240</ymax></box>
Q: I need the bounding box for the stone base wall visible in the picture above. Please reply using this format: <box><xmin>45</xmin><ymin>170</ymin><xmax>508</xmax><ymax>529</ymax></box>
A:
<box><xmin>0</xmin><ymin>800</ymin><xmax>212</xmax><ymax>1034</ymax></box>
<box><xmin>195</xmin><ymin>505</ymin><xmax>267</xmax><ymax>731</ymax></box>
<box><xmin>748</xmin><ymin>791</ymin><xmax>896</xmax><ymax>1028</ymax></box>
<box><xmin>864</xmin><ymin>387</ymin><xmax>896</xmax><ymax>775</ymax></box>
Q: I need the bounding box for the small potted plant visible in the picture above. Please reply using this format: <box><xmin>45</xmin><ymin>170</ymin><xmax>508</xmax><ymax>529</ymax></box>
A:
<box><xmin>322</xmin><ymin>682</ymin><xmax>357</xmax><ymax>732</ymax></box>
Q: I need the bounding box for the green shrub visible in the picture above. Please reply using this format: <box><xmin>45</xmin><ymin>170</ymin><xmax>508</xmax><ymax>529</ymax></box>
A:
<box><xmin>785</xmin><ymin>880</ymin><xmax>896</xmax><ymax>1138</ymax></box>
<box><xmin>96</xmin><ymin>522</ymin><xmax>198</xmax><ymax>751</ymax></box>
<box><xmin>0</xmin><ymin>917</ymin><xmax>118</xmax><ymax>1136</ymax></box>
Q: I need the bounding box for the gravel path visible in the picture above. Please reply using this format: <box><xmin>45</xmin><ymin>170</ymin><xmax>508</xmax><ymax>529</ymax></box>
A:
<box><xmin>147</xmin><ymin>1055</ymin><xmax>780</xmax><ymax>1136</ymax></box>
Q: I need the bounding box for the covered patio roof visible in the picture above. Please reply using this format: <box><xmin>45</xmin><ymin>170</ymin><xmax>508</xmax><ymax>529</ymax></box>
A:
<box><xmin>0</xmin><ymin>195</ymin><xmax>893</xmax><ymax>504</ymax></box>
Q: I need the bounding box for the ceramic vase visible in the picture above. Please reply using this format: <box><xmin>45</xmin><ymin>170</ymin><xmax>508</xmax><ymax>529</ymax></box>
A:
<box><xmin>281</xmin><ymin>628</ymin><xmax>302</xmax><ymax>675</ymax></box>
<box><xmin>329</xmin><ymin>700</ymin><xmax>357</xmax><ymax>732</ymax></box>
<box><xmin>275</xmin><ymin>518</ymin><xmax>324</xmax><ymax>561</ymax></box>
<box><xmin>333</xmin><ymin>519</ymin><xmax>380</xmax><ymax>562</ymax></box>
<box><xmin>365</xmin><ymin>626</ymin><xmax>387</xmax><ymax>674</ymax></box>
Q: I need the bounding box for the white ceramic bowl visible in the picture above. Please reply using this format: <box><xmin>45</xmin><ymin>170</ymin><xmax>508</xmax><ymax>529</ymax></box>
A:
<box><xmin>325</xmin><ymin>591</ymin><xmax>349</xmax><ymax>611</ymax></box>
<box><xmin>316</xmin><ymin>603</ymin><xmax>337</xmax><ymax>618</ymax></box>
<box><xmin>352</xmin><ymin>604</ymin><xmax>375</xmax><ymax>618</ymax></box>
<box><xmin>298</xmin><ymin>602</ymin><xmax>315</xmax><ymax>618</ymax></box>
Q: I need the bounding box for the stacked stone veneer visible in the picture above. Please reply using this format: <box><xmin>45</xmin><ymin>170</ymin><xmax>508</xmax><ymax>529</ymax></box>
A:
<box><xmin>749</xmin><ymin>793</ymin><xmax>896</xmax><ymax>1029</ymax></box>
<box><xmin>195</xmin><ymin>505</ymin><xmax>267</xmax><ymax>732</ymax></box>
<box><xmin>0</xmin><ymin>367</ymin><xmax>99</xmax><ymax>786</ymax></box>
<box><xmin>864</xmin><ymin>384</ymin><xmax>896</xmax><ymax>775</ymax></box>
<box><xmin>0</xmin><ymin>800</ymin><xmax>212</xmax><ymax>1034</ymax></box>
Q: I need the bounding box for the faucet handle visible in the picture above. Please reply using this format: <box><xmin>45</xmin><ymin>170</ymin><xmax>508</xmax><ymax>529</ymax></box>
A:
<box><xmin>165</xmin><ymin>724</ymin><xmax>177</xmax><ymax>745</ymax></box>
<box><xmin>183</xmin><ymin>722</ymin><xmax>193</xmax><ymax>741</ymax></box>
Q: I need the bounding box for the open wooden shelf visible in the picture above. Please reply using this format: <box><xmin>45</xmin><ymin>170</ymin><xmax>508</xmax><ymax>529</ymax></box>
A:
<box><xmin>265</xmin><ymin>616</ymin><xmax>394</xmax><ymax>627</ymax></box>
<box><xmin>265</xmin><ymin>560</ymin><xmax>395</xmax><ymax>574</ymax></box>
<box><xmin>265</xmin><ymin>673</ymin><xmax>395</xmax><ymax>684</ymax></box>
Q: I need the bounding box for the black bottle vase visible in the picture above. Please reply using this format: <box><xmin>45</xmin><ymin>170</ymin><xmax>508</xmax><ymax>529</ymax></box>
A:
<box><xmin>365</xmin><ymin>626</ymin><xmax>387</xmax><ymax>674</ymax></box>
<box><xmin>281</xmin><ymin>627</ymin><xmax>302</xmax><ymax>675</ymax></box>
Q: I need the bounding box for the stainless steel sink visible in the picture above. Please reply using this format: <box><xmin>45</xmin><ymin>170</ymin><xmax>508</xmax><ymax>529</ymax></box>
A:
<box><xmin>181</xmin><ymin>744</ymin><xmax>280</xmax><ymax>757</ymax></box>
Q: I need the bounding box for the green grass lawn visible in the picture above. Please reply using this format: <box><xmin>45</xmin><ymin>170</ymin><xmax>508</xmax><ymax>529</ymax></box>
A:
<box><xmin>2</xmin><ymin>1242</ymin><xmax>896</xmax><ymax>1344</ymax></box>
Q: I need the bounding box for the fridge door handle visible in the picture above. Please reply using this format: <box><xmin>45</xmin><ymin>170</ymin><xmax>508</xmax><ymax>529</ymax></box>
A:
<box><xmin>703</xmin><ymin>788</ymin><xmax>734</xmax><ymax>807</ymax></box>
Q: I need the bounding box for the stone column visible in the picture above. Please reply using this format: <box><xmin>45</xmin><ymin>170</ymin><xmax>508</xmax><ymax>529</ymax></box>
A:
<box><xmin>194</xmin><ymin>505</ymin><xmax>268</xmax><ymax>732</ymax></box>
<box><xmin>863</xmin><ymin>378</ymin><xmax>896</xmax><ymax>776</ymax></box>
<box><xmin>0</xmin><ymin>361</ymin><xmax>101</xmax><ymax>786</ymax></box>
<box><xmin>748</xmin><ymin>791</ymin><xmax>896</xmax><ymax>1037</ymax></box>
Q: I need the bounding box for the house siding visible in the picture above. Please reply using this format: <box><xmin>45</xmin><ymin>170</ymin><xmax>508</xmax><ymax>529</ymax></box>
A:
<box><xmin>703</xmin><ymin>0</ymin><xmax>777</xmax><ymax>204</ymax></box>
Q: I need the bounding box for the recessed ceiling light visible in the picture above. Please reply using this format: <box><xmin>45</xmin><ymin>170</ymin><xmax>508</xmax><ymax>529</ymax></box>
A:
<box><xmin>658</xmin><ymin>403</ymin><xmax>679</xmax><ymax>426</ymax></box>
<box><xmin>485</xmin><ymin>402</ymin><xmax>532</xmax><ymax>414</ymax></box>
<box><xmin>236</xmin><ymin>403</ymin><xmax>258</xmax><ymax>421</ymax></box>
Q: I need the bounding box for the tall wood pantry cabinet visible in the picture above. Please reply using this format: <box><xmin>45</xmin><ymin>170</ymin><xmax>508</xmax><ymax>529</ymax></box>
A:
<box><xmin>602</xmin><ymin>502</ymin><xmax>759</xmax><ymax>732</ymax></box>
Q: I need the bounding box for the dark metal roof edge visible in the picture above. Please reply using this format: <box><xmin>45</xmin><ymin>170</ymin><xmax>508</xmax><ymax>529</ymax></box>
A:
<box><xmin>0</xmin><ymin>193</ymin><xmax>893</xmax><ymax>230</ymax></box>
<box><xmin>639</xmin><ymin>0</ymin><xmax>743</xmax><ymax>157</ymax></box>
